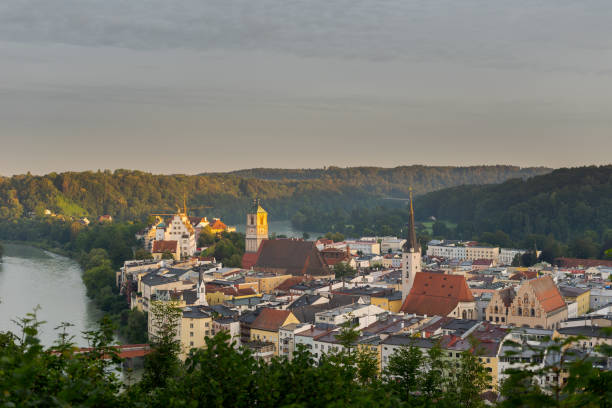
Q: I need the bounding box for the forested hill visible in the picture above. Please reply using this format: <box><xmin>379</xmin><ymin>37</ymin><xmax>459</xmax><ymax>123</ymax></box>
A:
<box><xmin>414</xmin><ymin>165</ymin><xmax>612</xmax><ymax>244</ymax></box>
<box><xmin>215</xmin><ymin>165</ymin><xmax>550</xmax><ymax>197</ymax></box>
<box><xmin>0</xmin><ymin>166</ymin><xmax>549</xmax><ymax>224</ymax></box>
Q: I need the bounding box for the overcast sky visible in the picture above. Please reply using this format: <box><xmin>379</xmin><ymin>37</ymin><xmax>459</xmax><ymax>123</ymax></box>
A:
<box><xmin>1</xmin><ymin>0</ymin><xmax>612</xmax><ymax>176</ymax></box>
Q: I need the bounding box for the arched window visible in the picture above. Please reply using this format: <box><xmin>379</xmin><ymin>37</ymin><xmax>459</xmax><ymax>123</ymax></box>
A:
<box><xmin>530</xmin><ymin>308</ymin><xmax>535</xmax><ymax>317</ymax></box>
<box><xmin>462</xmin><ymin>310</ymin><xmax>467</xmax><ymax>319</ymax></box>
<box><xmin>524</xmin><ymin>295</ymin><xmax>529</xmax><ymax>304</ymax></box>
<box><xmin>494</xmin><ymin>306</ymin><xmax>499</xmax><ymax>314</ymax></box>
<box><xmin>518</xmin><ymin>307</ymin><xmax>522</xmax><ymax>316</ymax></box>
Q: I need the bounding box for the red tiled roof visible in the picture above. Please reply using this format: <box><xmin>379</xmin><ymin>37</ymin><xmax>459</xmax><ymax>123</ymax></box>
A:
<box><xmin>555</xmin><ymin>257</ymin><xmax>612</xmax><ymax>268</ymax></box>
<box><xmin>152</xmin><ymin>240</ymin><xmax>178</xmax><ymax>253</ymax></box>
<box><xmin>237</xmin><ymin>288</ymin><xmax>257</xmax><ymax>296</ymax></box>
<box><xmin>528</xmin><ymin>276</ymin><xmax>566</xmax><ymax>313</ymax></box>
<box><xmin>275</xmin><ymin>276</ymin><xmax>307</xmax><ymax>292</ymax></box>
<box><xmin>210</xmin><ymin>219</ymin><xmax>227</xmax><ymax>230</ymax></box>
<box><xmin>400</xmin><ymin>272</ymin><xmax>474</xmax><ymax>316</ymax></box>
<box><xmin>472</xmin><ymin>259</ymin><xmax>493</xmax><ymax>266</ymax></box>
<box><xmin>242</xmin><ymin>252</ymin><xmax>260</xmax><ymax>270</ymax></box>
<box><xmin>254</xmin><ymin>240</ymin><xmax>330</xmax><ymax>276</ymax></box>
<box><xmin>509</xmin><ymin>271</ymin><xmax>538</xmax><ymax>281</ymax></box>
<box><xmin>320</xmin><ymin>247</ymin><xmax>351</xmax><ymax>267</ymax></box>
<box><xmin>251</xmin><ymin>308</ymin><xmax>293</xmax><ymax>332</ymax></box>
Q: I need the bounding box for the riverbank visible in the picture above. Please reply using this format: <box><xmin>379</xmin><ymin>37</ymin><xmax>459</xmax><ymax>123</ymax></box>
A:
<box><xmin>0</xmin><ymin>243</ymin><xmax>103</xmax><ymax>346</ymax></box>
<box><xmin>0</xmin><ymin>220</ymin><xmax>148</xmax><ymax>344</ymax></box>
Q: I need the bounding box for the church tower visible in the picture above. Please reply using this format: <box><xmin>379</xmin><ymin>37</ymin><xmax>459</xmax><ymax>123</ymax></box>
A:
<box><xmin>245</xmin><ymin>199</ymin><xmax>268</xmax><ymax>253</ymax></box>
<box><xmin>401</xmin><ymin>189</ymin><xmax>421</xmax><ymax>303</ymax></box>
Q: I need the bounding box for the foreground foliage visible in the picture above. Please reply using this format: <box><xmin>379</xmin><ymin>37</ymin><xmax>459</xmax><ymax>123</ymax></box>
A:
<box><xmin>2</xmin><ymin>307</ymin><xmax>611</xmax><ymax>408</ymax></box>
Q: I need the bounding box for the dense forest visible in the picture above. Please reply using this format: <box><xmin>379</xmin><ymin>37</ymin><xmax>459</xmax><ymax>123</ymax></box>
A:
<box><xmin>2</xmin><ymin>303</ymin><xmax>610</xmax><ymax>407</ymax></box>
<box><xmin>292</xmin><ymin>166</ymin><xmax>612</xmax><ymax>261</ymax></box>
<box><xmin>0</xmin><ymin>166</ymin><xmax>549</xmax><ymax>224</ymax></box>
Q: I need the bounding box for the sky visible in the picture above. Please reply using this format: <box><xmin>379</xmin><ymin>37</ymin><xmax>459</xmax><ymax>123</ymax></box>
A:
<box><xmin>1</xmin><ymin>0</ymin><xmax>612</xmax><ymax>176</ymax></box>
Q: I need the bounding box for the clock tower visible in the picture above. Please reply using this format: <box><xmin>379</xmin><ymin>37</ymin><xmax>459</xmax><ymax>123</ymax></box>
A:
<box><xmin>245</xmin><ymin>199</ymin><xmax>268</xmax><ymax>253</ymax></box>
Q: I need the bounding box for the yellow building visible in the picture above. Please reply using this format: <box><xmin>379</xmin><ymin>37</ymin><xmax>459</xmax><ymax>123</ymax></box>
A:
<box><xmin>245</xmin><ymin>201</ymin><xmax>268</xmax><ymax>253</ymax></box>
<box><xmin>357</xmin><ymin>340</ymin><xmax>383</xmax><ymax>372</ymax></box>
<box><xmin>559</xmin><ymin>287</ymin><xmax>590</xmax><ymax>316</ymax></box>
<box><xmin>250</xmin><ymin>308</ymin><xmax>299</xmax><ymax>356</ymax></box>
<box><xmin>245</xmin><ymin>273</ymin><xmax>292</xmax><ymax>294</ymax></box>
<box><xmin>179</xmin><ymin>306</ymin><xmax>214</xmax><ymax>359</ymax></box>
<box><xmin>370</xmin><ymin>291</ymin><xmax>403</xmax><ymax>313</ymax></box>
<box><xmin>205</xmin><ymin>290</ymin><xmax>226</xmax><ymax>306</ymax></box>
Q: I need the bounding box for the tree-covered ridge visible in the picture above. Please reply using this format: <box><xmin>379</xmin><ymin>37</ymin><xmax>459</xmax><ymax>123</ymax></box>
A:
<box><xmin>0</xmin><ymin>165</ymin><xmax>550</xmax><ymax>224</ymax></box>
<box><xmin>291</xmin><ymin>166</ymin><xmax>612</xmax><ymax>260</ymax></box>
<box><xmin>414</xmin><ymin>165</ymin><xmax>612</xmax><ymax>243</ymax></box>
<box><xmin>220</xmin><ymin>165</ymin><xmax>550</xmax><ymax>194</ymax></box>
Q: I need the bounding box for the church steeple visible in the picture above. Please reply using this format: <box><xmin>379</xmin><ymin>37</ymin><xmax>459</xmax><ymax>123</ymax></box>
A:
<box><xmin>403</xmin><ymin>188</ymin><xmax>418</xmax><ymax>252</ymax></box>
<box><xmin>245</xmin><ymin>198</ymin><xmax>268</xmax><ymax>253</ymax></box>
<box><xmin>401</xmin><ymin>187</ymin><xmax>421</xmax><ymax>303</ymax></box>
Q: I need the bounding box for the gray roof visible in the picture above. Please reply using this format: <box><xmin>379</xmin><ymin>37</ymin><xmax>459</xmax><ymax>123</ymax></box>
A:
<box><xmin>182</xmin><ymin>306</ymin><xmax>211</xmax><ymax>319</ymax></box>
<box><xmin>556</xmin><ymin>326</ymin><xmax>612</xmax><ymax>339</ymax></box>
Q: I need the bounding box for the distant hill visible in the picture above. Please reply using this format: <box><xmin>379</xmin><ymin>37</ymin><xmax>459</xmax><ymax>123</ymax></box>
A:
<box><xmin>213</xmin><ymin>165</ymin><xmax>551</xmax><ymax>197</ymax></box>
<box><xmin>0</xmin><ymin>165</ymin><xmax>550</xmax><ymax>224</ymax></box>
<box><xmin>289</xmin><ymin>166</ymin><xmax>612</xmax><ymax>259</ymax></box>
<box><xmin>414</xmin><ymin>165</ymin><xmax>612</xmax><ymax>243</ymax></box>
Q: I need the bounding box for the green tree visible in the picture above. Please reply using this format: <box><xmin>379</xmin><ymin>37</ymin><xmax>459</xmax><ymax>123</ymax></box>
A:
<box><xmin>161</xmin><ymin>251</ymin><xmax>175</xmax><ymax>260</ymax></box>
<box><xmin>385</xmin><ymin>342</ymin><xmax>424</xmax><ymax>402</ymax></box>
<box><xmin>334</xmin><ymin>262</ymin><xmax>356</xmax><ymax>287</ymax></box>
<box><xmin>134</xmin><ymin>248</ymin><xmax>153</xmax><ymax>260</ymax></box>
<box><xmin>142</xmin><ymin>300</ymin><xmax>182</xmax><ymax>389</ymax></box>
<box><xmin>197</xmin><ymin>226</ymin><xmax>216</xmax><ymax>247</ymax></box>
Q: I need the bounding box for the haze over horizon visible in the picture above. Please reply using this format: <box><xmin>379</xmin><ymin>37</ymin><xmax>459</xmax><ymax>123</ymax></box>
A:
<box><xmin>2</xmin><ymin>0</ymin><xmax>612</xmax><ymax>176</ymax></box>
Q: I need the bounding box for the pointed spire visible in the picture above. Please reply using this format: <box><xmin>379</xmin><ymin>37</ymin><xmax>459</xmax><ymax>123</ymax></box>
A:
<box><xmin>403</xmin><ymin>187</ymin><xmax>418</xmax><ymax>252</ymax></box>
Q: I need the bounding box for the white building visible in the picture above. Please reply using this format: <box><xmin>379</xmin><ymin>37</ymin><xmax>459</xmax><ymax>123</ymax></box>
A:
<box><xmin>314</xmin><ymin>304</ymin><xmax>387</xmax><ymax>329</ymax></box>
<box><xmin>212</xmin><ymin>318</ymin><xmax>242</xmax><ymax>348</ymax></box>
<box><xmin>279</xmin><ymin>323</ymin><xmax>313</xmax><ymax>360</ymax></box>
<box><xmin>426</xmin><ymin>241</ymin><xmax>500</xmax><ymax>264</ymax></box>
<box><xmin>164</xmin><ymin>214</ymin><xmax>197</xmax><ymax>258</ymax></box>
<box><xmin>380</xmin><ymin>237</ymin><xmax>407</xmax><ymax>253</ymax></box>
<box><xmin>590</xmin><ymin>288</ymin><xmax>612</xmax><ymax>310</ymax></box>
<box><xmin>499</xmin><ymin>249</ymin><xmax>528</xmax><ymax>265</ymax></box>
<box><xmin>345</xmin><ymin>240</ymin><xmax>381</xmax><ymax>255</ymax></box>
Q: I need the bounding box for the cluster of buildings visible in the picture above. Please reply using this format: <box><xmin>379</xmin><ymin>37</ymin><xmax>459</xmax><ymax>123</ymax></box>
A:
<box><xmin>116</xmin><ymin>197</ymin><xmax>612</xmax><ymax>398</ymax></box>
<box><xmin>138</xmin><ymin>205</ymin><xmax>235</xmax><ymax>261</ymax></box>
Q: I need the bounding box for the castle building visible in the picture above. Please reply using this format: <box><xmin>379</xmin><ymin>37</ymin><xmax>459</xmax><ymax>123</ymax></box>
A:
<box><xmin>164</xmin><ymin>213</ymin><xmax>197</xmax><ymax>259</ymax></box>
<box><xmin>245</xmin><ymin>200</ymin><xmax>268</xmax><ymax>253</ymax></box>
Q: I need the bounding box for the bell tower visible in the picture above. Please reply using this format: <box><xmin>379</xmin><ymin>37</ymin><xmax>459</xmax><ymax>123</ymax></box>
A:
<box><xmin>245</xmin><ymin>199</ymin><xmax>268</xmax><ymax>253</ymax></box>
<box><xmin>401</xmin><ymin>188</ymin><xmax>421</xmax><ymax>302</ymax></box>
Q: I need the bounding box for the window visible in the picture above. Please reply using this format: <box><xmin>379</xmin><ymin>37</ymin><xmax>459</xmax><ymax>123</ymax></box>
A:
<box><xmin>190</xmin><ymin>341</ymin><xmax>194</xmax><ymax>346</ymax></box>
<box><xmin>190</xmin><ymin>332</ymin><xmax>194</xmax><ymax>337</ymax></box>
<box><xmin>190</xmin><ymin>323</ymin><xmax>194</xmax><ymax>328</ymax></box>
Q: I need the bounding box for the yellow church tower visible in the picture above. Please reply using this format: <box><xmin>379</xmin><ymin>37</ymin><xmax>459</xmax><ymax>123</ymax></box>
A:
<box><xmin>245</xmin><ymin>199</ymin><xmax>268</xmax><ymax>253</ymax></box>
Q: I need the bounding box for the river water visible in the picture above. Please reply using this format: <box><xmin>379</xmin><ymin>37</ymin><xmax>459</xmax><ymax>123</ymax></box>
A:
<box><xmin>0</xmin><ymin>243</ymin><xmax>102</xmax><ymax>347</ymax></box>
<box><xmin>234</xmin><ymin>220</ymin><xmax>324</xmax><ymax>239</ymax></box>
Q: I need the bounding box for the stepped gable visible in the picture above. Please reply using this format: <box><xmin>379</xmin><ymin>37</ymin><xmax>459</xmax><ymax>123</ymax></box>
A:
<box><xmin>400</xmin><ymin>272</ymin><xmax>474</xmax><ymax>316</ymax></box>
<box><xmin>253</xmin><ymin>239</ymin><xmax>331</xmax><ymax>276</ymax></box>
<box><xmin>498</xmin><ymin>286</ymin><xmax>516</xmax><ymax>307</ymax></box>
<box><xmin>528</xmin><ymin>276</ymin><xmax>566</xmax><ymax>313</ymax></box>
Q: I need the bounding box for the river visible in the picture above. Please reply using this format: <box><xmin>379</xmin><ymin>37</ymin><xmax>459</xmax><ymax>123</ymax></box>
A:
<box><xmin>0</xmin><ymin>243</ymin><xmax>103</xmax><ymax>347</ymax></box>
<box><xmin>234</xmin><ymin>219</ymin><xmax>324</xmax><ymax>239</ymax></box>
